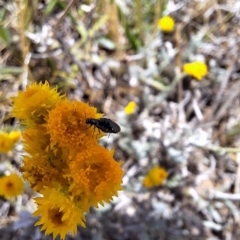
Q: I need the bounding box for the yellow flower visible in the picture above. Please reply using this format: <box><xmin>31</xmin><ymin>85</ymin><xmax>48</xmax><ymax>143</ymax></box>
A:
<box><xmin>69</xmin><ymin>145</ymin><xmax>123</xmax><ymax>207</ymax></box>
<box><xmin>11</xmin><ymin>82</ymin><xmax>63</xmax><ymax>126</ymax></box>
<box><xmin>33</xmin><ymin>188</ymin><xmax>86</xmax><ymax>240</ymax></box>
<box><xmin>9</xmin><ymin>131</ymin><xmax>21</xmax><ymax>141</ymax></box>
<box><xmin>124</xmin><ymin>101</ymin><xmax>136</xmax><ymax>115</ymax></box>
<box><xmin>183</xmin><ymin>61</ymin><xmax>208</xmax><ymax>80</ymax></box>
<box><xmin>143</xmin><ymin>166</ymin><xmax>168</xmax><ymax>188</ymax></box>
<box><xmin>47</xmin><ymin>100</ymin><xmax>104</xmax><ymax>149</ymax></box>
<box><xmin>0</xmin><ymin>173</ymin><xmax>24</xmax><ymax>198</ymax></box>
<box><xmin>0</xmin><ymin>131</ymin><xmax>21</xmax><ymax>153</ymax></box>
<box><xmin>158</xmin><ymin>16</ymin><xmax>175</xmax><ymax>32</ymax></box>
<box><xmin>22</xmin><ymin>126</ymin><xmax>51</xmax><ymax>157</ymax></box>
<box><xmin>21</xmin><ymin>155</ymin><xmax>68</xmax><ymax>193</ymax></box>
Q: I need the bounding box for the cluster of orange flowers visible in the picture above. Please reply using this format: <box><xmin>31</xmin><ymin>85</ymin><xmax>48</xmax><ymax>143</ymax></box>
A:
<box><xmin>11</xmin><ymin>82</ymin><xmax>123</xmax><ymax>240</ymax></box>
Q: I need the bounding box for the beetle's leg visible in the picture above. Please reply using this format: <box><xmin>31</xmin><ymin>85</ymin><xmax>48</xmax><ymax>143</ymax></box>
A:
<box><xmin>92</xmin><ymin>126</ymin><xmax>96</xmax><ymax>138</ymax></box>
<box><xmin>96</xmin><ymin>128</ymin><xmax>101</xmax><ymax>139</ymax></box>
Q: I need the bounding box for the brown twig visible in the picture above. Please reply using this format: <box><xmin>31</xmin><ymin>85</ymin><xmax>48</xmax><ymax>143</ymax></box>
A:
<box><xmin>234</xmin><ymin>153</ymin><xmax>240</xmax><ymax>193</ymax></box>
<box><xmin>53</xmin><ymin>0</ymin><xmax>78</xmax><ymax>34</ymax></box>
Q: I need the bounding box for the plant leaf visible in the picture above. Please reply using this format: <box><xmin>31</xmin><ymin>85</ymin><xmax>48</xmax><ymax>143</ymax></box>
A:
<box><xmin>0</xmin><ymin>26</ymin><xmax>11</xmax><ymax>46</ymax></box>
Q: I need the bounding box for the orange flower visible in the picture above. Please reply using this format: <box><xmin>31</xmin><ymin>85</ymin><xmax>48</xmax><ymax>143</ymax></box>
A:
<box><xmin>21</xmin><ymin>155</ymin><xmax>68</xmax><ymax>192</ymax></box>
<box><xmin>69</xmin><ymin>146</ymin><xmax>123</xmax><ymax>206</ymax></box>
<box><xmin>47</xmin><ymin>100</ymin><xmax>104</xmax><ymax>149</ymax></box>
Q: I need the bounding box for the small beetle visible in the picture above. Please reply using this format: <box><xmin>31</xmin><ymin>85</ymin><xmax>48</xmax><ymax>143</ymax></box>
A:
<box><xmin>86</xmin><ymin>117</ymin><xmax>121</xmax><ymax>136</ymax></box>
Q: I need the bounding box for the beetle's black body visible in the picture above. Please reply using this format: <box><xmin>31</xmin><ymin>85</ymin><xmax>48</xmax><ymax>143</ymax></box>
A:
<box><xmin>86</xmin><ymin>118</ymin><xmax>121</xmax><ymax>135</ymax></box>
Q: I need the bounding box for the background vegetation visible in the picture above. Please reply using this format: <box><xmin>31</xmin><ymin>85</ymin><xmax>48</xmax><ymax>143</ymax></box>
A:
<box><xmin>1</xmin><ymin>0</ymin><xmax>240</xmax><ymax>239</ymax></box>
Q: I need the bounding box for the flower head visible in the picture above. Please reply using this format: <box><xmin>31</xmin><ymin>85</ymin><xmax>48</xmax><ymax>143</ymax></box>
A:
<box><xmin>11</xmin><ymin>82</ymin><xmax>63</xmax><ymax>126</ymax></box>
<box><xmin>11</xmin><ymin>81</ymin><xmax>124</xmax><ymax>239</ymax></box>
<box><xmin>33</xmin><ymin>188</ymin><xmax>86</xmax><ymax>240</ymax></box>
<box><xmin>22</xmin><ymin>126</ymin><xmax>51</xmax><ymax>157</ymax></box>
<box><xmin>47</xmin><ymin>100</ymin><xmax>104</xmax><ymax>149</ymax></box>
<box><xmin>183</xmin><ymin>61</ymin><xmax>208</xmax><ymax>80</ymax></box>
<box><xmin>124</xmin><ymin>101</ymin><xmax>136</xmax><ymax>115</ymax></box>
<box><xmin>0</xmin><ymin>173</ymin><xmax>24</xmax><ymax>198</ymax></box>
<box><xmin>21</xmin><ymin>155</ymin><xmax>68</xmax><ymax>192</ymax></box>
<box><xmin>143</xmin><ymin>166</ymin><xmax>168</xmax><ymax>189</ymax></box>
<box><xmin>158</xmin><ymin>16</ymin><xmax>175</xmax><ymax>32</ymax></box>
<box><xmin>69</xmin><ymin>145</ymin><xmax>123</xmax><ymax>207</ymax></box>
<box><xmin>0</xmin><ymin>130</ymin><xmax>21</xmax><ymax>153</ymax></box>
